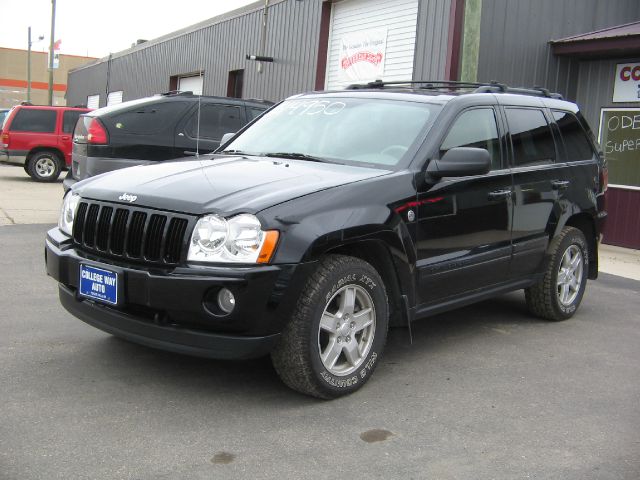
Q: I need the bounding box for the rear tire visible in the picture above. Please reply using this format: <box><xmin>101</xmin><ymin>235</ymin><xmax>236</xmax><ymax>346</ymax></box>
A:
<box><xmin>525</xmin><ymin>227</ymin><xmax>589</xmax><ymax>321</ymax></box>
<box><xmin>27</xmin><ymin>151</ymin><xmax>63</xmax><ymax>182</ymax></box>
<box><xmin>271</xmin><ymin>255</ymin><xmax>388</xmax><ymax>399</ymax></box>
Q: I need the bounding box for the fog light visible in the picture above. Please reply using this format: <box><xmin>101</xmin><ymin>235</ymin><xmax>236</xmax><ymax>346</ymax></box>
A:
<box><xmin>217</xmin><ymin>288</ymin><xmax>236</xmax><ymax>314</ymax></box>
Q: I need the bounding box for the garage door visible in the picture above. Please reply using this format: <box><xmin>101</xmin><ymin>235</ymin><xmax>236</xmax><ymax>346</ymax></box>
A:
<box><xmin>325</xmin><ymin>0</ymin><xmax>419</xmax><ymax>90</ymax></box>
<box><xmin>178</xmin><ymin>75</ymin><xmax>203</xmax><ymax>95</ymax></box>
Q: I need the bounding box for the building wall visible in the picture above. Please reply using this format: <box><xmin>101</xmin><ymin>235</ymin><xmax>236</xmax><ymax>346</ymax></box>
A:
<box><xmin>576</xmin><ymin>57</ymin><xmax>640</xmax><ymax>133</ymax></box>
<box><xmin>67</xmin><ymin>0</ymin><xmax>323</xmax><ymax>107</ymax></box>
<box><xmin>476</xmin><ymin>0</ymin><xmax>640</xmax><ymax>99</ymax></box>
<box><xmin>413</xmin><ymin>0</ymin><xmax>452</xmax><ymax>80</ymax></box>
<box><xmin>0</xmin><ymin>48</ymin><xmax>96</xmax><ymax>108</ymax></box>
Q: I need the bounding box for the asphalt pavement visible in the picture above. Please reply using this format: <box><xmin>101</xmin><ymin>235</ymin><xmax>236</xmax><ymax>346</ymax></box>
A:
<box><xmin>1</xmin><ymin>223</ymin><xmax>639</xmax><ymax>480</ymax></box>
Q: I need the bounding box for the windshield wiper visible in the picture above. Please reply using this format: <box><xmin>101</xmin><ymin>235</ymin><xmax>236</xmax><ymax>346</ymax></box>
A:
<box><xmin>262</xmin><ymin>152</ymin><xmax>333</xmax><ymax>163</ymax></box>
<box><xmin>220</xmin><ymin>149</ymin><xmax>255</xmax><ymax>156</ymax></box>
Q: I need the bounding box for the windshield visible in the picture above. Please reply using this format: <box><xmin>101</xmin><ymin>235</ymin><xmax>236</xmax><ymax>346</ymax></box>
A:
<box><xmin>223</xmin><ymin>97</ymin><xmax>440</xmax><ymax>168</ymax></box>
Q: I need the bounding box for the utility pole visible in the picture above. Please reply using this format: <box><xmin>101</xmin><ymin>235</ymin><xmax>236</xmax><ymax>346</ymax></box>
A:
<box><xmin>47</xmin><ymin>0</ymin><xmax>56</xmax><ymax>106</ymax></box>
<box><xmin>27</xmin><ymin>27</ymin><xmax>32</xmax><ymax>103</ymax></box>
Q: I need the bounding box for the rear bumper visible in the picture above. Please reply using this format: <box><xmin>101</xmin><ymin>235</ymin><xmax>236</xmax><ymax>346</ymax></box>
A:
<box><xmin>0</xmin><ymin>149</ymin><xmax>28</xmax><ymax>166</ymax></box>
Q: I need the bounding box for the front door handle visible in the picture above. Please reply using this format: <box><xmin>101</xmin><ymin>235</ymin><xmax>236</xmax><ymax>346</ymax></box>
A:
<box><xmin>551</xmin><ymin>180</ymin><xmax>570</xmax><ymax>190</ymax></box>
<box><xmin>488</xmin><ymin>189</ymin><xmax>512</xmax><ymax>200</ymax></box>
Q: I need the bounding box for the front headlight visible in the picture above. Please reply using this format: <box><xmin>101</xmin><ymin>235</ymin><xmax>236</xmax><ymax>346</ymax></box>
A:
<box><xmin>58</xmin><ymin>193</ymin><xmax>80</xmax><ymax>236</ymax></box>
<box><xmin>187</xmin><ymin>214</ymin><xmax>279</xmax><ymax>264</ymax></box>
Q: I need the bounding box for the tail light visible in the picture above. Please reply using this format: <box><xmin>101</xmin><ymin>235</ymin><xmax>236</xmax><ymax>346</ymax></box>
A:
<box><xmin>599</xmin><ymin>165</ymin><xmax>608</xmax><ymax>193</ymax></box>
<box><xmin>1</xmin><ymin>132</ymin><xmax>8</xmax><ymax>148</ymax></box>
<box><xmin>87</xmin><ymin>118</ymin><xmax>108</xmax><ymax>144</ymax></box>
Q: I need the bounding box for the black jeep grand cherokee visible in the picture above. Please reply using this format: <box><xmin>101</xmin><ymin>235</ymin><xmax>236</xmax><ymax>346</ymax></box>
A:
<box><xmin>45</xmin><ymin>81</ymin><xmax>607</xmax><ymax>399</ymax></box>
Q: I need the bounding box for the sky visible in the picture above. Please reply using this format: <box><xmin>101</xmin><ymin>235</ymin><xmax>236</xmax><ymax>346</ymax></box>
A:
<box><xmin>0</xmin><ymin>0</ymin><xmax>257</xmax><ymax>58</ymax></box>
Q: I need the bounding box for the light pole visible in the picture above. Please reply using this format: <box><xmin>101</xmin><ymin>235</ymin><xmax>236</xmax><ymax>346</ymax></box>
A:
<box><xmin>47</xmin><ymin>0</ymin><xmax>57</xmax><ymax>106</ymax></box>
<box><xmin>27</xmin><ymin>27</ymin><xmax>45</xmax><ymax>104</ymax></box>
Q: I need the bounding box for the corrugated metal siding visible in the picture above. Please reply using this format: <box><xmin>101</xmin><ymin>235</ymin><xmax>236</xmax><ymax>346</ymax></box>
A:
<box><xmin>67</xmin><ymin>0</ymin><xmax>322</xmax><ymax>106</ymax></box>
<box><xmin>66</xmin><ymin>61</ymin><xmax>108</xmax><ymax>107</ymax></box>
<box><xmin>603</xmin><ymin>187</ymin><xmax>640</xmax><ymax>249</ymax></box>
<box><xmin>476</xmin><ymin>0</ymin><xmax>640</xmax><ymax>98</ymax></box>
<box><xmin>575</xmin><ymin>57</ymin><xmax>640</xmax><ymax>133</ymax></box>
<box><xmin>413</xmin><ymin>0</ymin><xmax>452</xmax><ymax>80</ymax></box>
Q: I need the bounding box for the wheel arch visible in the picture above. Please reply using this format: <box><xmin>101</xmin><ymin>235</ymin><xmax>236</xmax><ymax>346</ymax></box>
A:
<box><xmin>562</xmin><ymin>212</ymin><xmax>598</xmax><ymax>279</ymax></box>
<box><xmin>28</xmin><ymin>147</ymin><xmax>65</xmax><ymax>164</ymax></box>
<box><xmin>322</xmin><ymin>237</ymin><xmax>414</xmax><ymax>328</ymax></box>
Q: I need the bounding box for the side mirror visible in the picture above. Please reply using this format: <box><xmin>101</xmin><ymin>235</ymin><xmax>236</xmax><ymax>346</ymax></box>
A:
<box><xmin>426</xmin><ymin>147</ymin><xmax>490</xmax><ymax>179</ymax></box>
<box><xmin>219</xmin><ymin>132</ymin><xmax>235</xmax><ymax>148</ymax></box>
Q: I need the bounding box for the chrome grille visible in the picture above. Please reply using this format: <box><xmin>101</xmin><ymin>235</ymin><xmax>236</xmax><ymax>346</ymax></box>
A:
<box><xmin>72</xmin><ymin>201</ymin><xmax>191</xmax><ymax>265</ymax></box>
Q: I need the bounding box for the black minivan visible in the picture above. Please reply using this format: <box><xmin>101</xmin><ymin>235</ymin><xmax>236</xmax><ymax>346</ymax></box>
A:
<box><xmin>64</xmin><ymin>92</ymin><xmax>272</xmax><ymax>190</ymax></box>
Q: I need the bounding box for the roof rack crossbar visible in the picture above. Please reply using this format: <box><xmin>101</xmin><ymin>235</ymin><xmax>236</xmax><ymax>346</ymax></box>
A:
<box><xmin>345</xmin><ymin>79</ymin><xmax>563</xmax><ymax>99</ymax></box>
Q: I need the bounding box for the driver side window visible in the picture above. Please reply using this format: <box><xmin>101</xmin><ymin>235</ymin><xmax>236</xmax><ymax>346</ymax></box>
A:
<box><xmin>440</xmin><ymin>108</ymin><xmax>502</xmax><ymax>170</ymax></box>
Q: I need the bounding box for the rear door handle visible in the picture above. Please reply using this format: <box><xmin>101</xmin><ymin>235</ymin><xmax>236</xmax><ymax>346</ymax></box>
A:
<box><xmin>61</xmin><ymin>136</ymin><xmax>70</xmax><ymax>140</ymax></box>
<box><xmin>552</xmin><ymin>180</ymin><xmax>570</xmax><ymax>190</ymax></box>
<box><xmin>488</xmin><ymin>189</ymin><xmax>512</xmax><ymax>200</ymax></box>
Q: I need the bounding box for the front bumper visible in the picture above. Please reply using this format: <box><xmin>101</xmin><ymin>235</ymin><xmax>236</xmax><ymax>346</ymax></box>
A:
<box><xmin>45</xmin><ymin>227</ymin><xmax>315</xmax><ymax>359</ymax></box>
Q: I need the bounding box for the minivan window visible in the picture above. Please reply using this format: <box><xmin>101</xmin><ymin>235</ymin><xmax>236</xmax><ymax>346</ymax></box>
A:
<box><xmin>186</xmin><ymin>104</ymin><xmax>244</xmax><ymax>140</ymax></box>
<box><xmin>506</xmin><ymin>108</ymin><xmax>556</xmax><ymax>167</ymax></box>
<box><xmin>440</xmin><ymin>108</ymin><xmax>502</xmax><ymax>170</ymax></box>
<box><xmin>552</xmin><ymin>110</ymin><xmax>595</xmax><ymax>161</ymax></box>
<box><xmin>63</xmin><ymin>111</ymin><xmax>83</xmax><ymax>134</ymax></box>
<box><xmin>108</xmin><ymin>101</ymin><xmax>190</xmax><ymax>135</ymax></box>
<box><xmin>10</xmin><ymin>109</ymin><xmax>57</xmax><ymax>133</ymax></box>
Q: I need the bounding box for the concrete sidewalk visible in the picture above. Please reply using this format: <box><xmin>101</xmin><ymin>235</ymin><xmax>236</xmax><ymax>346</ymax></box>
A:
<box><xmin>1</xmin><ymin>162</ymin><xmax>638</xmax><ymax>281</ymax></box>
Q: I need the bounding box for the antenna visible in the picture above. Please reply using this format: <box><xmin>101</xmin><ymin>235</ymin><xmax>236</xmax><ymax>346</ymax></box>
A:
<box><xmin>195</xmin><ymin>69</ymin><xmax>202</xmax><ymax>158</ymax></box>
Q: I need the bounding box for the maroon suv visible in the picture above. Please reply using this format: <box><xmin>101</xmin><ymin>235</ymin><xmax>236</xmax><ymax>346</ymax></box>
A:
<box><xmin>1</xmin><ymin>105</ymin><xmax>91</xmax><ymax>182</ymax></box>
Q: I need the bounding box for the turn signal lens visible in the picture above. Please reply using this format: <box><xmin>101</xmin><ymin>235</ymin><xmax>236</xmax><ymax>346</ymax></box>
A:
<box><xmin>257</xmin><ymin>230</ymin><xmax>279</xmax><ymax>264</ymax></box>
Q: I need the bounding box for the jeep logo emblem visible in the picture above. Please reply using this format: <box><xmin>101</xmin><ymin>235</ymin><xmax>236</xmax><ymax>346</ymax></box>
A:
<box><xmin>118</xmin><ymin>193</ymin><xmax>137</xmax><ymax>203</ymax></box>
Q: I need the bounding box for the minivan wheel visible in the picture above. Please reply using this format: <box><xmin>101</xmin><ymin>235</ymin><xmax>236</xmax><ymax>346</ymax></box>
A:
<box><xmin>271</xmin><ymin>255</ymin><xmax>388</xmax><ymax>399</ymax></box>
<box><xmin>27</xmin><ymin>151</ymin><xmax>63</xmax><ymax>182</ymax></box>
<box><xmin>525</xmin><ymin>227</ymin><xmax>589</xmax><ymax>321</ymax></box>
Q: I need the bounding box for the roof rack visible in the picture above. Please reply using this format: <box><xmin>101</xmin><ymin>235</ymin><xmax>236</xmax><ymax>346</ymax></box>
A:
<box><xmin>345</xmin><ymin>79</ymin><xmax>563</xmax><ymax>99</ymax></box>
<box><xmin>157</xmin><ymin>90</ymin><xmax>194</xmax><ymax>96</ymax></box>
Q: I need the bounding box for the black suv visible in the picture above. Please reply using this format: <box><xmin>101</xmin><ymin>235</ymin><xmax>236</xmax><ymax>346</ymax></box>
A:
<box><xmin>45</xmin><ymin>81</ymin><xmax>607</xmax><ymax>399</ymax></box>
<box><xmin>63</xmin><ymin>92</ymin><xmax>272</xmax><ymax>190</ymax></box>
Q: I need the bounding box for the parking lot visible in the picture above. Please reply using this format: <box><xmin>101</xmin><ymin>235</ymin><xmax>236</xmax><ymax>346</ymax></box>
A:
<box><xmin>1</xmin><ymin>163</ymin><xmax>639</xmax><ymax>480</ymax></box>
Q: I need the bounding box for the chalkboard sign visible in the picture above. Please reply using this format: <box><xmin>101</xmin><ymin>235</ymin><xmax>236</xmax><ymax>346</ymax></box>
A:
<box><xmin>598</xmin><ymin>108</ymin><xmax>640</xmax><ymax>187</ymax></box>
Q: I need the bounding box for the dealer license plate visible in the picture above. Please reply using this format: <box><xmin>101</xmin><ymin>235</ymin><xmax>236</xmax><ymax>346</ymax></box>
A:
<box><xmin>79</xmin><ymin>264</ymin><xmax>118</xmax><ymax>305</ymax></box>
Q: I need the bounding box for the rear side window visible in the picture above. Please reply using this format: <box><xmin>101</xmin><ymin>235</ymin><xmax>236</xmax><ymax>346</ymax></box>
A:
<box><xmin>247</xmin><ymin>107</ymin><xmax>266</xmax><ymax>121</ymax></box>
<box><xmin>440</xmin><ymin>108</ymin><xmax>502</xmax><ymax>170</ymax></box>
<box><xmin>186</xmin><ymin>104</ymin><xmax>244</xmax><ymax>140</ymax></box>
<box><xmin>10</xmin><ymin>109</ymin><xmax>57</xmax><ymax>133</ymax></box>
<box><xmin>63</xmin><ymin>111</ymin><xmax>83</xmax><ymax>134</ymax></box>
<box><xmin>552</xmin><ymin>110</ymin><xmax>595</xmax><ymax>161</ymax></box>
<box><xmin>108</xmin><ymin>101</ymin><xmax>190</xmax><ymax>135</ymax></box>
<box><xmin>506</xmin><ymin>108</ymin><xmax>556</xmax><ymax>167</ymax></box>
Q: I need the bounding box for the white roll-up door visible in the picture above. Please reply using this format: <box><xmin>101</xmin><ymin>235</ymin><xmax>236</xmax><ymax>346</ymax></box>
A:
<box><xmin>325</xmin><ymin>0</ymin><xmax>419</xmax><ymax>90</ymax></box>
<box><xmin>178</xmin><ymin>75</ymin><xmax>203</xmax><ymax>95</ymax></box>
<box><xmin>87</xmin><ymin>94</ymin><xmax>100</xmax><ymax>109</ymax></box>
<box><xmin>107</xmin><ymin>91</ymin><xmax>123</xmax><ymax>106</ymax></box>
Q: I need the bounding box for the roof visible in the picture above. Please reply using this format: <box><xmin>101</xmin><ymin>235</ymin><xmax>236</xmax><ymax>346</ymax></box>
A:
<box><xmin>550</xmin><ymin>21</ymin><xmax>640</xmax><ymax>58</ymax></box>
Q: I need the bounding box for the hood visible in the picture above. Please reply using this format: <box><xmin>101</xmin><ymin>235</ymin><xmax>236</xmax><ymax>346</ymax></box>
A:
<box><xmin>73</xmin><ymin>155</ymin><xmax>391</xmax><ymax>215</ymax></box>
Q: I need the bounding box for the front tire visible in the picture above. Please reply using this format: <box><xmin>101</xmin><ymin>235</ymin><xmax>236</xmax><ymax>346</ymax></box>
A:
<box><xmin>27</xmin><ymin>151</ymin><xmax>63</xmax><ymax>182</ymax></box>
<box><xmin>525</xmin><ymin>227</ymin><xmax>589</xmax><ymax>321</ymax></box>
<box><xmin>271</xmin><ymin>255</ymin><xmax>388</xmax><ymax>399</ymax></box>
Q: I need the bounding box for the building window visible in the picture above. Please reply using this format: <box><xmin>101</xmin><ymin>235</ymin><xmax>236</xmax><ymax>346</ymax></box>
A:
<box><xmin>227</xmin><ymin>70</ymin><xmax>244</xmax><ymax>98</ymax></box>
